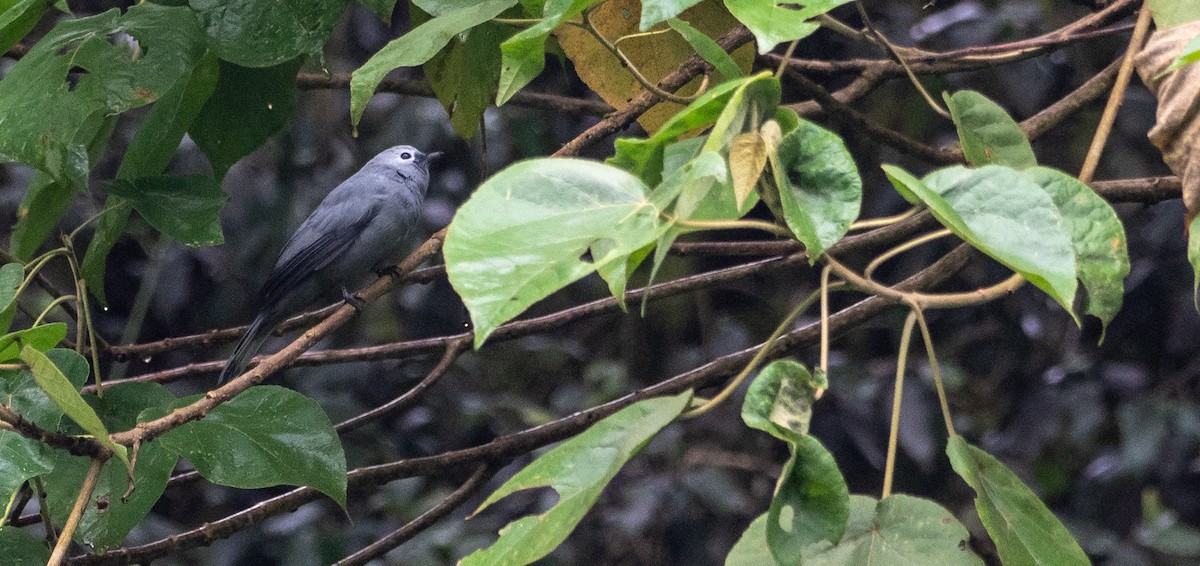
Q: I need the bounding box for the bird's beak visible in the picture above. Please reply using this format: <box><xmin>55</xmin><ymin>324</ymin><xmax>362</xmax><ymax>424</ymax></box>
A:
<box><xmin>425</xmin><ymin>151</ymin><xmax>445</xmax><ymax>164</ymax></box>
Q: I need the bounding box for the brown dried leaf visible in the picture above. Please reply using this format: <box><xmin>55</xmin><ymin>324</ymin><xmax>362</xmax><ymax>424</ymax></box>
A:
<box><xmin>1134</xmin><ymin>20</ymin><xmax>1200</xmax><ymax>225</ymax></box>
<box><xmin>554</xmin><ymin>0</ymin><xmax>753</xmax><ymax>133</ymax></box>
<box><xmin>730</xmin><ymin>131</ymin><xmax>767</xmax><ymax>209</ymax></box>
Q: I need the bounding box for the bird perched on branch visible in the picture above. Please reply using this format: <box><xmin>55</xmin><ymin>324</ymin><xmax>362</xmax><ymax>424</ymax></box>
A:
<box><xmin>219</xmin><ymin>145</ymin><xmax>442</xmax><ymax>383</ymax></box>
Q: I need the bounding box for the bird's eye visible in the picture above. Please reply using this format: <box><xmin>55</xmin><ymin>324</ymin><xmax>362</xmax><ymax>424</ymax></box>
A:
<box><xmin>400</xmin><ymin>152</ymin><xmax>412</xmax><ymax>160</ymax></box>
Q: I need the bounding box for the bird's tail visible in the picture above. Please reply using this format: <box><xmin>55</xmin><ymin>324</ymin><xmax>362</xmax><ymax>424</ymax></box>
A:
<box><xmin>218</xmin><ymin>311</ymin><xmax>278</xmax><ymax>384</ymax></box>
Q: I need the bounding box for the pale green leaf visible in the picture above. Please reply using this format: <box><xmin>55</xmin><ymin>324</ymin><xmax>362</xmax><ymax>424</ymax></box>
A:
<box><xmin>944</xmin><ymin>90</ymin><xmax>1037</xmax><ymax>170</ymax></box>
<box><xmin>770</xmin><ymin>119</ymin><xmax>862</xmax><ymax>261</ymax></box>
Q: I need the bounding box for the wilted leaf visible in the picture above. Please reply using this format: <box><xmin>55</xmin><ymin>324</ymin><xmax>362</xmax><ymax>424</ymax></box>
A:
<box><xmin>729</xmin><ymin>132</ymin><xmax>767</xmax><ymax>208</ymax></box>
<box><xmin>554</xmin><ymin>0</ymin><xmax>753</xmax><ymax>133</ymax></box>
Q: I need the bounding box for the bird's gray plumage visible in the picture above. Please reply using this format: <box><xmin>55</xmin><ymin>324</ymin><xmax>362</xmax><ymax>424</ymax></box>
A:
<box><xmin>219</xmin><ymin>145</ymin><xmax>439</xmax><ymax>383</ymax></box>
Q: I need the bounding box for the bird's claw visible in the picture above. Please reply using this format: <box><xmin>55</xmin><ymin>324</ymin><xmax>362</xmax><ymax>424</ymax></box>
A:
<box><xmin>342</xmin><ymin>288</ymin><xmax>366</xmax><ymax>311</ymax></box>
<box><xmin>374</xmin><ymin>265</ymin><xmax>402</xmax><ymax>279</ymax></box>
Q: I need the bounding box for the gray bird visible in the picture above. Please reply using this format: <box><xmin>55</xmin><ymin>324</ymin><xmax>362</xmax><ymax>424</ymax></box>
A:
<box><xmin>219</xmin><ymin>145</ymin><xmax>441</xmax><ymax>383</ymax></box>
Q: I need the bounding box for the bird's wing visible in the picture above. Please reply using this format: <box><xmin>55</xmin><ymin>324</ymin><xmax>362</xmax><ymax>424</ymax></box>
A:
<box><xmin>258</xmin><ymin>206</ymin><xmax>375</xmax><ymax>305</ymax></box>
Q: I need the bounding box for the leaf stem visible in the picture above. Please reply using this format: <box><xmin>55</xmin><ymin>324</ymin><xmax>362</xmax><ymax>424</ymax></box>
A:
<box><xmin>883</xmin><ymin>310</ymin><xmax>918</xmax><ymax>499</ymax></box>
<box><xmin>672</xmin><ymin>218</ymin><xmax>793</xmax><ymax>238</ymax></box>
<box><xmin>864</xmin><ymin>229</ymin><xmax>953</xmax><ymax>281</ymax></box>
<box><xmin>33</xmin><ymin>294</ymin><xmax>77</xmax><ymax>327</ymax></box>
<box><xmin>581</xmin><ymin>10</ymin><xmax>700</xmax><ymax>105</ymax></box>
<box><xmin>847</xmin><ymin>207</ymin><xmax>918</xmax><ymax>232</ymax></box>
<box><xmin>824</xmin><ymin>255</ymin><xmax>1025</xmax><ymax>309</ymax></box>
<box><xmin>910</xmin><ymin>306</ymin><xmax>956</xmax><ymax>437</ymax></box>
<box><xmin>854</xmin><ymin>0</ymin><xmax>951</xmax><ymax>119</ymax></box>
<box><xmin>819</xmin><ymin>265</ymin><xmax>832</xmax><ymax>392</ymax></box>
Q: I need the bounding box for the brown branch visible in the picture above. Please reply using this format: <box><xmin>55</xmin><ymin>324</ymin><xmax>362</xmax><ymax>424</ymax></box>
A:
<box><xmin>334</xmin><ymin>337</ymin><xmax>469</xmax><ymax>433</ymax></box>
<box><xmin>0</xmin><ymin>404</ymin><xmax>103</xmax><ymax>458</ymax></box>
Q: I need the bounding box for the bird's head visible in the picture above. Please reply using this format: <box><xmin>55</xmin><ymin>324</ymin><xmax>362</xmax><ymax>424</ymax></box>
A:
<box><xmin>366</xmin><ymin>145</ymin><xmax>444</xmax><ymax>187</ymax></box>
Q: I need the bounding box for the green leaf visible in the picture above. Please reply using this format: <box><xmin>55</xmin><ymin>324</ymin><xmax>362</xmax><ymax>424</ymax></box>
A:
<box><xmin>609</xmin><ymin>77</ymin><xmax>748</xmax><ymax>185</ymax></box>
<box><xmin>496</xmin><ymin>0</ymin><xmax>601</xmax><ymax>105</ymax></box>
<box><xmin>0</xmin><ymin>0</ymin><xmax>48</xmax><ymax>55</ymax></box>
<box><xmin>189</xmin><ymin>0</ymin><xmax>347</xmax><ymax>67</ymax></box>
<box><xmin>43</xmin><ymin>383</ymin><xmax>176</xmax><ymax>552</ymax></box>
<box><xmin>358</xmin><ymin>0</ymin><xmax>398</xmax><ymax>23</ymax></box>
<box><xmin>0</xmin><ymin>323</ymin><xmax>68</xmax><ymax>362</ymax></box>
<box><xmin>641</xmin><ymin>0</ymin><xmax>704</xmax><ymax>30</ymax></box>
<box><xmin>769</xmin><ymin>119</ymin><xmax>862</xmax><ymax>261</ymax></box>
<box><xmin>1023</xmin><ymin>167</ymin><xmax>1129</xmax><ymax>333</ymax></box>
<box><xmin>425</xmin><ymin>22</ymin><xmax>514</xmax><ymax>139</ymax></box>
<box><xmin>20</xmin><ymin>345</ymin><xmax>129</xmax><ymax>470</ymax></box>
<box><xmin>189</xmin><ymin>58</ymin><xmax>303</xmax><ymax>177</ymax></box>
<box><xmin>148</xmin><ymin>385</ymin><xmax>347</xmax><ymax>507</ymax></box>
<box><xmin>803</xmin><ymin>494</ymin><xmax>984</xmax><ymax>565</ymax></box>
<box><xmin>947</xmin><ymin>436</ymin><xmax>1089</xmax><ymax>566</ymax></box>
<box><xmin>0</xmin><ymin>526</ymin><xmax>50</xmax><ymax>565</ymax></box>
<box><xmin>461</xmin><ymin>391</ymin><xmax>692</xmax><ymax>565</ymax></box>
<box><xmin>81</xmin><ymin>53</ymin><xmax>220</xmax><ymax>306</ymax></box>
<box><xmin>1147</xmin><ymin>0</ymin><xmax>1200</xmax><ymax>29</ymax></box>
<box><xmin>0</xmin><ymin>5</ymin><xmax>206</xmax><ymax>186</ymax></box>
<box><xmin>0</xmin><ymin>350</ymin><xmax>85</xmax><ymax>503</ymax></box>
<box><xmin>701</xmin><ymin>71</ymin><xmax>780</xmax><ymax>154</ymax></box>
<box><xmin>1190</xmin><ymin>215</ymin><xmax>1200</xmax><ymax>311</ymax></box>
<box><xmin>768</xmin><ymin>436</ymin><xmax>849</xmax><ymax>565</ymax></box>
<box><xmin>667</xmin><ymin>17</ymin><xmax>743</xmax><ymax>81</ymax></box>
<box><xmin>1162</xmin><ymin>32</ymin><xmax>1200</xmax><ymax>74</ymax></box>
<box><xmin>726</xmin><ymin>514</ymin><xmax>775</xmax><ymax>566</ymax></box>
<box><xmin>104</xmin><ymin>175</ymin><xmax>227</xmax><ymax>247</ymax></box>
<box><xmin>445</xmin><ymin>158</ymin><xmax>664</xmax><ymax>347</ymax></box>
<box><xmin>0</xmin><ymin>262</ymin><xmax>24</xmax><ymax>332</ymax></box>
<box><xmin>351</xmin><ymin>0</ymin><xmax>515</xmax><ymax>128</ymax></box>
<box><xmin>944</xmin><ymin>90</ymin><xmax>1037</xmax><ymax>170</ymax></box>
<box><xmin>884</xmin><ymin>165</ymin><xmax>1077</xmax><ymax>315</ymax></box>
<box><xmin>723</xmin><ymin>0</ymin><xmax>850</xmax><ymax>54</ymax></box>
<box><xmin>742</xmin><ymin>360</ymin><xmax>826</xmax><ymax>442</ymax></box>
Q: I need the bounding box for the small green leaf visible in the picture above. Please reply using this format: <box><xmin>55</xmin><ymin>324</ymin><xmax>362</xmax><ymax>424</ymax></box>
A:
<box><xmin>104</xmin><ymin>175</ymin><xmax>227</xmax><ymax>247</ymax></box>
<box><xmin>768</xmin><ymin>436</ymin><xmax>849</xmax><ymax>565</ymax></box>
<box><xmin>1190</xmin><ymin>215</ymin><xmax>1200</xmax><ymax>311</ymax></box>
<box><xmin>189</xmin><ymin>0</ymin><xmax>348</xmax><ymax>67</ymax></box>
<box><xmin>0</xmin><ymin>262</ymin><xmax>24</xmax><ymax>332</ymax></box>
<box><xmin>462</xmin><ymin>391</ymin><xmax>692</xmax><ymax>565</ymax></box>
<box><xmin>1162</xmin><ymin>32</ymin><xmax>1200</xmax><ymax>74</ymax></box>
<box><xmin>444</xmin><ymin>158</ymin><xmax>663</xmax><ymax>347</ymax></box>
<box><xmin>741</xmin><ymin>359</ymin><xmax>825</xmax><ymax>442</ymax></box>
<box><xmin>667</xmin><ymin>17</ymin><xmax>743</xmax><ymax>81</ymax></box>
<box><xmin>723</xmin><ymin>0</ymin><xmax>850</xmax><ymax>54</ymax></box>
<box><xmin>1023</xmin><ymin>167</ymin><xmax>1129</xmax><ymax>333</ymax></box>
<box><xmin>803</xmin><ymin>494</ymin><xmax>984</xmax><ymax>565</ymax></box>
<box><xmin>495</xmin><ymin>0</ymin><xmax>601</xmax><ymax>105</ymax></box>
<box><xmin>0</xmin><ymin>350</ymin><xmax>85</xmax><ymax>503</ymax></box>
<box><xmin>769</xmin><ymin>119</ymin><xmax>862</xmax><ymax>261</ymax></box>
<box><xmin>148</xmin><ymin>385</ymin><xmax>348</xmax><ymax>507</ymax></box>
<box><xmin>947</xmin><ymin>436</ymin><xmax>1089</xmax><ymax>566</ymax></box>
<box><xmin>43</xmin><ymin>383</ymin><xmax>176</xmax><ymax>552</ymax></box>
<box><xmin>0</xmin><ymin>0</ymin><xmax>47</xmax><ymax>58</ymax></box>
<box><xmin>641</xmin><ymin>0</ymin><xmax>704</xmax><ymax>30</ymax></box>
<box><xmin>188</xmin><ymin>58</ymin><xmax>303</xmax><ymax>177</ymax></box>
<box><xmin>425</xmin><ymin>22</ymin><xmax>514</xmax><ymax>139</ymax></box>
<box><xmin>351</xmin><ymin>0</ymin><xmax>516</xmax><ymax>127</ymax></box>
<box><xmin>0</xmin><ymin>323</ymin><xmax>68</xmax><ymax>362</ymax></box>
<box><xmin>884</xmin><ymin>165</ymin><xmax>1077</xmax><ymax>315</ymax></box>
<box><xmin>944</xmin><ymin>90</ymin><xmax>1037</xmax><ymax>169</ymax></box>
<box><xmin>20</xmin><ymin>345</ymin><xmax>129</xmax><ymax>470</ymax></box>
<box><xmin>0</xmin><ymin>526</ymin><xmax>50</xmax><ymax>565</ymax></box>
<box><xmin>725</xmin><ymin>514</ymin><xmax>774</xmax><ymax>566</ymax></box>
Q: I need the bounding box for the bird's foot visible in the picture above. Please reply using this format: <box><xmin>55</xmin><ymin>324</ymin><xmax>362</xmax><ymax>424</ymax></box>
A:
<box><xmin>342</xmin><ymin>288</ymin><xmax>366</xmax><ymax>311</ymax></box>
<box><xmin>374</xmin><ymin>265</ymin><xmax>402</xmax><ymax>279</ymax></box>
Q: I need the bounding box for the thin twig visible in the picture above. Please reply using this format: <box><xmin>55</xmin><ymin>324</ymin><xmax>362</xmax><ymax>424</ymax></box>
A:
<box><xmin>1079</xmin><ymin>6</ymin><xmax>1153</xmax><ymax>183</ymax></box>
<box><xmin>50</xmin><ymin>455</ymin><xmax>108</xmax><ymax>566</ymax></box>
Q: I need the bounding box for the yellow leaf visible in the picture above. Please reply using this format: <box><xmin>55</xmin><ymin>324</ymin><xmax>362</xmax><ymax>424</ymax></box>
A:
<box><xmin>730</xmin><ymin>131</ymin><xmax>767</xmax><ymax>209</ymax></box>
<box><xmin>554</xmin><ymin>0</ymin><xmax>753</xmax><ymax>133</ymax></box>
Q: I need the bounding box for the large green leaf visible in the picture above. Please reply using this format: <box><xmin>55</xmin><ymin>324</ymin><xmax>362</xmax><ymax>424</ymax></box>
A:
<box><xmin>189</xmin><ymin>0</ymin><xmax>348</xmax><ymax>67</ymax></box>
<box><xmin>769</xmin><ymin>119</ymin><xmax>862</xmax><ymax>262</ymax></box>
<box><xmin>944</xmin><ymin>90</ymin><xmax>1037</xmax><ymax>170</ymax></box>
<box><xmin>884</xmin><ymin>165</ymin><xmax>1077</xmax><ymax>314</ymax></box>
<box><xmin>742</xmin><ymin>360</ymin><xmax>845</xmax><ymax>564</ymax></box>
<box><xmin>496</xmin><ymin>0</ymin><xmax>602</xmax><ymax>105</ymax></box>
<box><xmin>43</xmin><ymin>383</ymin><xmax>176</xmax><ymax>552</ymax></box>
<box><xmin>0</xmin><ymin>4</ymin><xmax>205</xmax><ymax>186</ymax></box>
<box><xmin>1023</xmin><ymin>167</ymin><xmax>1129</xmax><ymax>332</ymax></box>
<box><xmin>725</xmin><ymin>514</ymin><xmax>775</xmax><ymax>566</ymax></box>
<box><xmin>147</xmin><ymin>385</ymin><xmax>347</xmax><ymax>507</ymax></box>
<box><xmin>351</xmin><ymin>0</ymin><xmax>516</xmax><ymax>128</ymax></box>
<box><xmin>667</xmin><ymin>17</ymin><xmax>743</xmax><ymax>81</ymax></box>
<box><xmin>21</xmin><ymin>346</ymin><xmax>129</xmax><ymax>469</ymax></box>
<box><xmin>0</xmin><ymin>350</ymin><xmax>86</xmax><ymax>504</ymax></box>
<box><xmin>425</xmin><ymin>22</ymin><xmax>514</xmax><ymax>139</ymax></box>
<box><xmin>723</xmin><ymin>0</ymin><xmax>850</xmax><ymax>54</ymax></box>
<box><xmin>0</xmin><ymin>0</ymin><xmax>47</xmax><ymax>57</ymax></box>
<box><xmin>0</xmin><ymin>526</ymin><xmax>50</xmax><ymax>565</ymax></box>
<box><xmin>81</xmin><ymin>53</ymin><xmax>220</xmax><ymax>306</ymax></box>
<box><xmin>947</xmin><ymin>436</ymin><xmax>1089</xmax><ymax>566</ymax></box>
<box><xmin>189</xmin><ymin>58</ymin><xmax>304</xmax><ymax>177</ymax></box>
<box><xmin>445</xmin><ymin>158</ymin><xmax>664</xmax><ymax>347</ymax></box>
<box><xmin>803</xmin><ymin>494</ymin><xmax>984</xmax><ymax>565</ymax></box>
<box><xmin>461</xmin><ymin>391</ymin><xmax>692</xmax><ymax>565</ymax></box>
<box><xmin>0</xmin><ymin>323</ymin><xmax>68</xmax><ymax>362</ymax></box>
<box><xmin>105</xmin><ymin>175</ymin><xmax>227</xmax><ymax>247</ymax></box>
